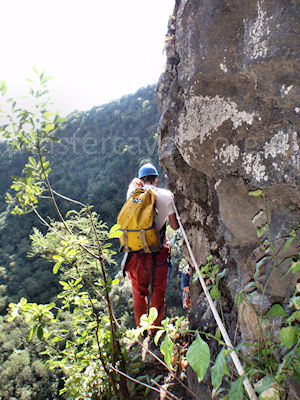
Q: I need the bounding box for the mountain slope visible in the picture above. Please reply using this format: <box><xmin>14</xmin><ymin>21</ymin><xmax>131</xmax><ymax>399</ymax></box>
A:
<box><xmin>0</xmin><ymin>84</ymin><xmax>161</xmax><ymax>308</ymax></box>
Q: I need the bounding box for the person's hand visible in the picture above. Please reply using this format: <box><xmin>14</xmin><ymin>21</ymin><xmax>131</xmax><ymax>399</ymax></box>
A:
<box><xmin>131</xmin><ymin>178</ymin><xmax>143</xmax><ymax>189</ymax></box>
<box><xmin>127</xmin><ymin>178</ymin><xmax>143</xmax><ymax>198</ymax></box>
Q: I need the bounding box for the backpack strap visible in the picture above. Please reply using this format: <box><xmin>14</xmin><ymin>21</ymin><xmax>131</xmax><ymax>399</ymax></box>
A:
<box><xmin>159</xmin><ymin>223</ymin><xmax>167</xmax><ymax>245</ymax></box>
<box><xmin>140</xmin><ymin>229</ymin><xmax>151</xmax><ymax>253</ymax></box>
<box><xmin>122</xmin><ymin>252</ymin><xmax>133</xmax><ymax>277</ymax></box>
<box><xmin>123</xmin><ymin>230</ymin><xmax>130</xmax><ymax>252</ymax></box>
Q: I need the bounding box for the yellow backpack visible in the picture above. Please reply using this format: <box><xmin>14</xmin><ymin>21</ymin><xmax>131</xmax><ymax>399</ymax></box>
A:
<box><xmin>117</xmin><ymin>187</ymin><xmax>159</xmax><ymax>253</ymax></box>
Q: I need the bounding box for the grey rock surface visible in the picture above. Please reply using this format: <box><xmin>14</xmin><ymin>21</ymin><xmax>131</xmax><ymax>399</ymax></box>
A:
<box><xmin>157</xmin><ymin>0</ymin><xmax>299</xmax><ymax>397</ymax></box>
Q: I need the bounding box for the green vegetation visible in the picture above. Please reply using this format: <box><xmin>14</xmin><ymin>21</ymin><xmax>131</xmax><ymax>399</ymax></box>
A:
<box><xmin>0</xmin><ymin>317</ymin><xmax>61</xmax><ymax>400</ymax></box>
<box><xmin>0</xmin><ymin>72</ymin><xmax>184</xmax><ymax>399</ymax></box>
<box><xmin>0</xmin><ymin>74</ymin><xmax>162</xmax><ymax>308</ymax></box>
<box><xmin>139</xmin><ymin>202</ymin><xmax>299</xmax><ymax>399</ymax></box>
<box><xmin>1</xmin><ymin>72</ymin><xmax>298</xmax><ymax>400</ymax></box>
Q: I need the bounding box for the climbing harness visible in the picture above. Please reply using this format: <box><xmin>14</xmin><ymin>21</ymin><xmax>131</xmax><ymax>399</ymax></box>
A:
<box><xmin>172</xmin><ymin>199</ymin><xmax>258</xmax><ymax>400</ymax></box>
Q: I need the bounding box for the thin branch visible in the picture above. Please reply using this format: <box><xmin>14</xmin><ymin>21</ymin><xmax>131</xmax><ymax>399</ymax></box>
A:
<box><xmin>51</xmin><ymin>188</ymin><xmax>86</xmax><ymax>208</ymax></box>
<box><xmin>33</xmin><ymin>155</ymin><xmax>128</xmax><ymax>395</ymax></box>
<box><xmin>32</xmin><ymin>206</ymin><xmax>67</xmax><ymax>241</ymax></box>
<box><xmin>42</xmin><ymin>337</ymin><xmax>69</xmax><ymax>358</ymax></box>
<box><xmin>32</xmin><ymin>205</ymin><xmax>100</xmax><ymax>260</ymax></box>
<box><xmin>37</xmin><ymin>144</ymin><xmax>70</xmax><ymax>231</ymax></box>
<box><xmin>94</xmin><ymin>308</ymin><xmax>119</xmax><ymax>398</ymax></box>
<box><xmin>107</xmin><ymin>363</ymin><xmax>176</xmax><ymax>400</ymax></box>
<box><xmin>276</xmin><ymin>339</ymin><xmax>300</xmax><ymax>379</ymax></box>
<box><xmin>82</xmin><ymin>275</ymin><xmax>107</xmax><ymax>304</ymax></box>
<box><xmin>243</xmin><ymin>231</ymin><xmax>297</xmax><ymax>273</ymax></box>
<box><xmin>86</xmin><ymin>205</ymin><xmax>117</xmax><ymax>363</ymax></box>
<box><xmin>85</xmin><ymin>205</ymin><xmax>129</xmax><ymax>397</ymax></box>
<box><xmin>137</xmin><ymin>338</ymin><xmax>202</xmax><ymax>400</ymax></box>
<box><xmin>86</xmin><ymin>206</ymin><xmax>108</xmax><ymax>283</ymax></box>
<box><xmin>36</xmin><ymin>145</ymin><xmax>99</xmax><ymax>260</ymax></box>
<box><xmin>150</xmin><ymin>379</ymin><xmax>181</xmax><ymax>400</ymax></box>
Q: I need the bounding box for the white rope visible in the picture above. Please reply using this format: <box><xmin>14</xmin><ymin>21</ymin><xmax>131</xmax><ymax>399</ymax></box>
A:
<box><xmin>172</xmin><ymin>200</ymin><xmax>258</xmax><ymax>400</ymax></box>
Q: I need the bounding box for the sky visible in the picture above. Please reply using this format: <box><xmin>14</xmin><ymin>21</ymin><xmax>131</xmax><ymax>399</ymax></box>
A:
<box><xmin>1</xmin><ymin>0</ymin><xmax>175</xmax><ymax>116</ymax></box>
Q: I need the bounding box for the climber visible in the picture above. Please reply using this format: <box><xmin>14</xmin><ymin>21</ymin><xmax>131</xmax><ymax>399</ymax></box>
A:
<box><xmin>180</xmin><ymin>264</ymin><xmax>191</xmax><ymax>308</ymax></box>
<box><xmin>123</xmin><ymin>163</ymin><xmax>179</xmax><ymax>329</ymax></box>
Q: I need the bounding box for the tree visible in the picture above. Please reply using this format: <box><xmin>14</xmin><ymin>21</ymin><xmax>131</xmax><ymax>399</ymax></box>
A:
<box><xmin>1</xmin><ymin>72</ymin><xmax>131</xmax><ymax>399</ymax></box>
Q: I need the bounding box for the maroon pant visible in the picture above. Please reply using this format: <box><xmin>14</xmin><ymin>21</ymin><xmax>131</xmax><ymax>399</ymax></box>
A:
<box><xmin>126</xmin><ymin>243</ymin><xmax>170</xmax><ymax>327</ymax></box>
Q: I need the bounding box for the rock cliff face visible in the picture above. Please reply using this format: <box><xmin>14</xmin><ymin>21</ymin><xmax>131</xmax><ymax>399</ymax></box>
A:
<box><xmin>157</xmin><ymin>0</ymin><xmax>299</xmax><ymax>396</ymax></box>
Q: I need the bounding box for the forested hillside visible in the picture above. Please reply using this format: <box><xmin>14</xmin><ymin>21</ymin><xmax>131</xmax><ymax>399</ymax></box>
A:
<box><xmin>0</xmin><ymin>85</ymin><xmax>183</xmax><ymax>399</ymax></box>
<box><xmin>0</xmin><ymin>85</ymin><xmax>160</xmax><ymax>308</ymax></box>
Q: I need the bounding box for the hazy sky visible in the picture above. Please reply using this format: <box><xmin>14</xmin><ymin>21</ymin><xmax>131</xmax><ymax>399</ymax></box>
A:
<box><xmin>1</xmin><ymin>0</ymin><xmax>174</xmax><ymax>116</ymax></box>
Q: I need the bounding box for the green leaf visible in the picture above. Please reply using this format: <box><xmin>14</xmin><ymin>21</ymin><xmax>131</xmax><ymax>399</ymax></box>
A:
<box><xmin>211</xmin><ymin>348</ymin><xmax>228</xmax><ymax>390</ymax></box>
<box><xmin>43</xmin><ymin>111</ymin><xmax>53</xmax><ymax>119</ymax></box>
<box><xmin>20</xmin><ymin>297</ymin><xmax>28</xmax><ymax>306</ymax></box>
<box><xmin>160</xmin><ymin>333</ymin><xmax>174</xmax><ymax>369</ymax></box>
<box><xmin>229</xmin><ymin>375</ymin><xmax>245</xmax><ymax>400</ymax></box>
<box><xmin>52</xmin><ymin>336</ymin><xmax>63</xmax><ymax>343</ymax></box>
<box><xmin>193</xmin><ymin>272</ymin><xmax>199</xmax><ymax>283</ymax></box>
<box><xmin>43</xmin><ymin>302</ymin><xmax>55</xmax><ymax>311</ymax></box>
<box><xmin>254</xmin><ymin>376</ymin><xmax>276</xmax><ymax>394</ymax></box>
<box><xmin>154</xmin><ymin>329</ymin><xmax>165</xmax><ymax>346</ymax></box>
<box><xmin>140</xmin><ymin>307</ymin><xmax>158</xmax><ymax>328</ymax></box>
<box><xmin>284</xmin><ymin>236</ymin><xmax>294</xmax><ymax>252</ymax></box>
<box><xmin>186</xmin><ymin>332</ymin><xmax>210</xmax><ymax>382</ymax></box>
<box><xmin>109</xmin><ymin>224</ymin><xmax>121</xmax><ymax>233</ymax></box>
<box><xmin>5</xmin><ymin>192</ymin><xmax>13</xmax><ymax>202</ymax></box>
<box><xmin>32</xmin><ymin>67</ymin><xmax>39</xmax><ymax>76</ymax></box>
<box><xmin>293</xmin><ymin>297</ymin><xmax>300</xmax><ymax>310</ymax></box>
<box><xmin>258</xmin><ymin>387</ymin><xmax>280</xmax><ymax>400</ymax></box>
<box><xmin>264</xmin><ymin>304</ymin><xmax>287</xmax><ymax>319</ymax></box>
<box><xmin>249</xmin><ymin>189</ymin><xmax>264</xmax><ymax>197</ymax></box>
<box><xmin>48</xmin><ymin>136</ymin><xmax>60</xmax><ymax>142</ymax></box>
<box><xmin>216</xmin><ymin>268</ymin><xmax>227</xmax><ymax>282</ymax></box>
<box><xmin>161</xmin><ymin>317</ymin><xmax>170</xmax><ymax>330</ymax></box>
<box><xmin>291</xmin><ymin>261</ymin><xmax>300</xmax><ymax>274</ymax></box>
<box><xmin>252</xmin><ymin>210</ymin><xmax>264</xmax><ymax>224</ymax></box>
<box><xmin>108</xmin><ymin>224</ymin><xmax>122</xmax><ymax>238</ymax></box>
<box><xmin>53</xmin><ymin>255</ymin><xmax>64</xmax><ymax>261</ymax></box>
<box><xmin>108</xmin><ymin>230</ymin><xmax>123</xmax><ymax>239</ymax></box>
<box><xmin>74</xmin><ymin>278</ymin><xmax>82</xmax><ymax>286</ymax></box>
<box><xmin>260</xmin><ymin>239</ymin><xmax>270</xmax><ymax>252</ymax></box>
<box><xmin>148</xmin><ymin>307</ymin><xmax>158</xmax><ymax>325</ymax></box>
<box><xmin>256</xmin><ymin>255</ymin><xmax>272</xmax><ymax>269</ymax></box>
<box><xmin>257</xmin><ymin>224</ymin><xmax>268</xmax><ymax>238</ymax></box>
<box><xmin>0</xmin><ymin>80</ymin><xmax>7</xmax><ymax>95</ymax></box>
<box><xmin>41</xmin><ymin>74</ymin><xmax>54</xmax><ymax>84</ymax></box>
<box><xmin>53</xmin><ymin>260</ymin><xmax>62</xmax><ymax>274</ymax></box>
<box><xmin>287</xmin><ymin>311</ymin><xmax>300</xmax><ymax>325</ymax></box>
<box><xmin>175</xmin><ymin>316</ymin><xmax>185</xmax><ymax>329</ymax></box>
<box><xmin>37</xmin><ymin>325</ymin><xmax>44</xmax><ymax>340</ymax></box>
<box><xmin>28</xmin><ymin>156</ymin><xmax>37</xmax><ymax>166</ymax></box>
<box><xmin>28</xmin><ymin>325</ymin><xmax>37</xmax><ymax>341</ymax></box>
<box><xmin>210</xmin><ymin>286</ymin><xmax>221</xmax><ymax>299</ymax></box>
<box><xmin>254</xmin><ymin>260</ymin><xmax>263</xmax><ymax>281</ymax></box>
<box><xmin>280</xmin><ymin>326</ymin><xmax>300</xmax><ymax>347</ymax></box>
<box><xmin>215</xmin><ymin>327</ymin><xmax>221</xmax><ymax>341</ymax></box>
<box><xmin>44</xmin><ymin>123</ymin><xmax>55</xmax><ymax>132</ymax></box>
